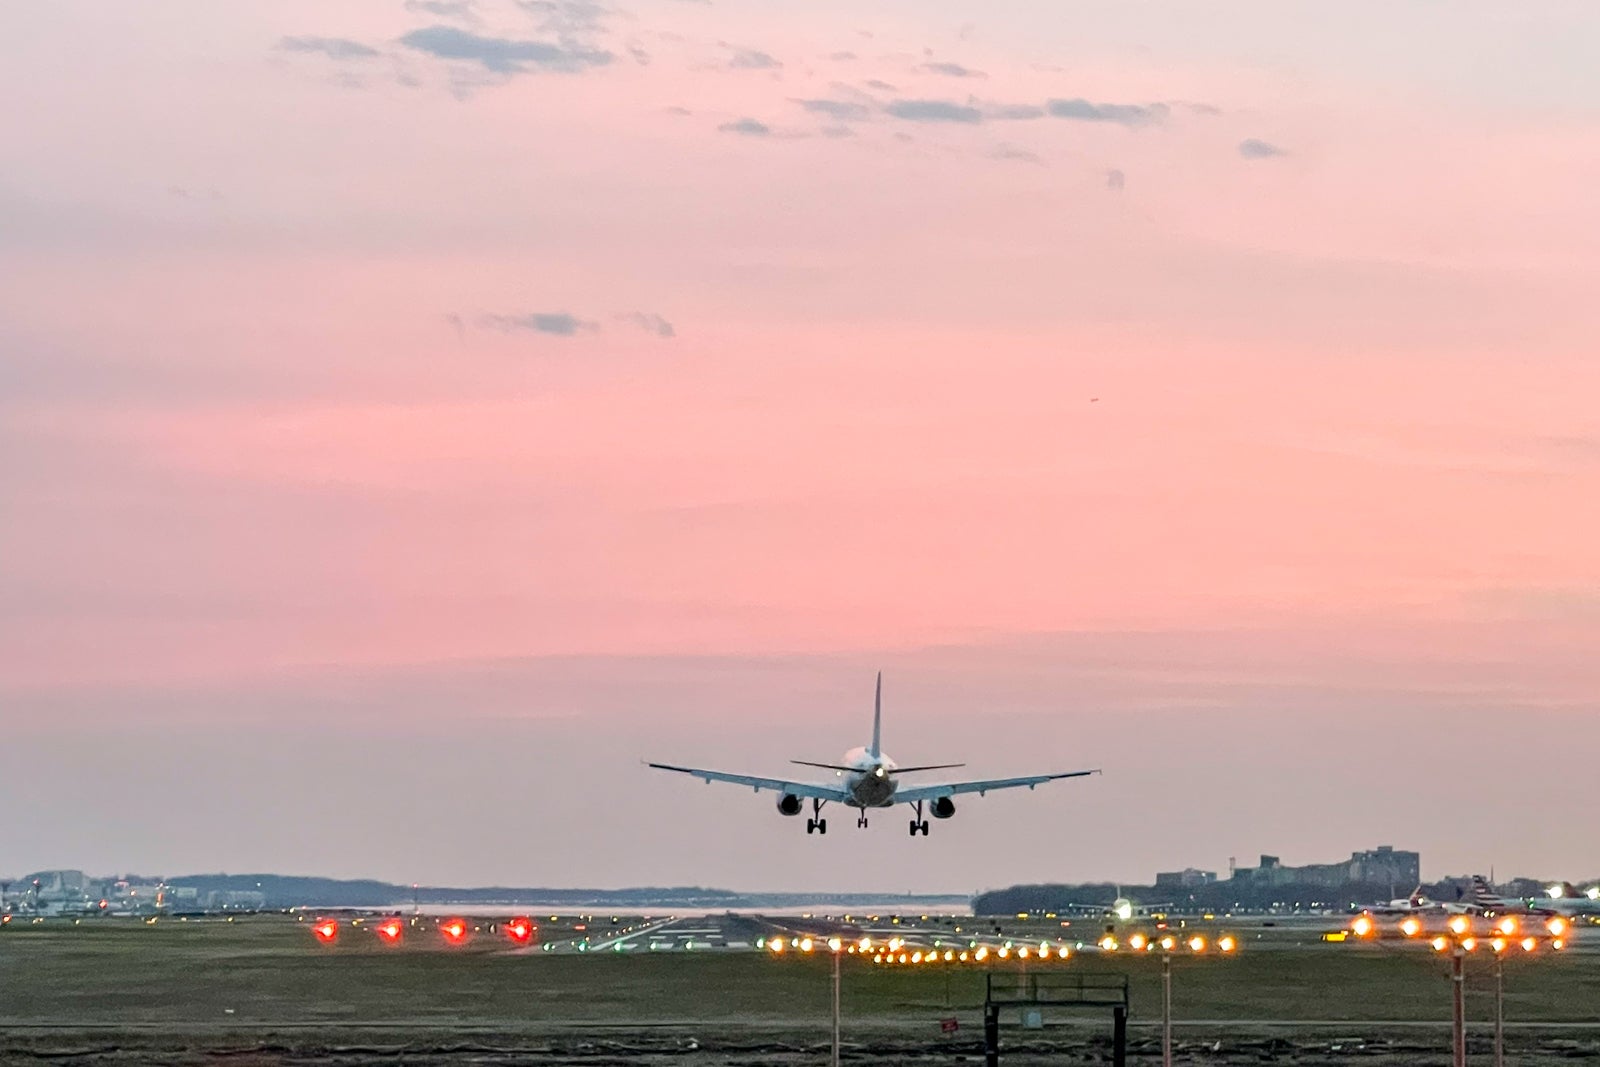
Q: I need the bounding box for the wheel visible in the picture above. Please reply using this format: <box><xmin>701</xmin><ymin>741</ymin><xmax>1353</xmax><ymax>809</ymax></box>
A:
<box><xmin>806</xmin><ymin>818</ymin><xmax>815</xmax><ymax>834</ymax></box>
<box><xmin>909</xmin><ymin>820</ymin><xmax>919</xmax><ymax>836</ymax></box>
<box><xmin>920</xmin><ymin>821</ymin><xmax>930</xmax><ymax>836</ymax></box>
<box><xmin>817</xmin><ymin>818</ymin><xmax>827</xmax><ymax>834</ymax></box>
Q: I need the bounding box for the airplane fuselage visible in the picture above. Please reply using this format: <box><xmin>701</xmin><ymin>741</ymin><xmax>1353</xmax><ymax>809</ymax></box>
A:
<box><xmin>839</xmin><ymin>746</ymin><xmax>899</xmax><ymax>808</ymax></box>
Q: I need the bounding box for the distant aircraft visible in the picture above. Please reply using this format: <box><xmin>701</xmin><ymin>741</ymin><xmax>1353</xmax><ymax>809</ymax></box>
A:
<box><xmin>647</xmin><ymin>674</ymin><xmax>1100</xmax><ymax>836</ymax></box>
<box><xmin>1542</xmin><ymin>882</ymin><xmax>1600</xmax><ymax>917</ymax></box>
<box><xmin>1446</xmin><ymin>875</ymin><xmax>1559</xmax><ymax>918</ymax></box>
<box><xmin>1365</xmin><ymin>884</ymin><xmax>1445</xmax><ymax>916</ymax></box>
<box><xmin>1062</xmin><ymin>890</ymin><xmax>1171</xmax><ymax>921</ymax></box>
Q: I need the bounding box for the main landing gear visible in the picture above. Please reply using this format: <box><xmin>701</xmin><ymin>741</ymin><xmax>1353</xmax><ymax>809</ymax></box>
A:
<box><xmin>806</xmin><ymin>797</ymin><xmax>828</xmax><ymax>835</ymax></box>
<box><xmin>908</xmin><ymin>799</ymin><xmax>930</xmax><ymax>837</ymax></box>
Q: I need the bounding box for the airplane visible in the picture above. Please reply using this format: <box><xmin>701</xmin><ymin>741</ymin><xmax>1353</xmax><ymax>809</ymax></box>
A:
<box><xmin>1542</xmin><ymin>882</ymin><xmax>1600</xmax><ymax>917</ymax></box>
<box><xmin>1061</xmin><ymin>890</ymin><xmax>1171</xmax><ymax>922</ymax></box>
<box><xmin>1445</xmin><ymin>875</ymin><xmax>1559</xmax><ymax>918</ymax></box>
<box><xmin>647</xmin><ymin>674</ymin><xmax>1100</xmax><ymax>836</ymax></box>
<box><xmin>1364</xmin><ymin>884</ymin><xmax>1445</xmax><ymax>916</ymax></box>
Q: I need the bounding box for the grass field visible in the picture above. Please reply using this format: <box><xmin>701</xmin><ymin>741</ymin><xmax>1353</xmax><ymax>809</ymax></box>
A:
<box><xmin>2</xmin><ymin>916</ymin><xmax>1599</xmax><ymax>1063</ymax></box>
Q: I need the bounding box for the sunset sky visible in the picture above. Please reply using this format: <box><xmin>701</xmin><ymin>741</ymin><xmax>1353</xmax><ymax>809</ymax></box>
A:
<box><xmin>4</xmin><ymin>1</ymin><xmax>1600</xmax><ymax>893</ymax></box>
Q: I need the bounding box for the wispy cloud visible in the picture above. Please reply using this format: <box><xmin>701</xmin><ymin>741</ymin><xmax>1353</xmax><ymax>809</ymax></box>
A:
<box><xmin>399</xmin><ymin>25</ymin><xmax>612</xmax><ymax>74</ymax></box>
<box><xmin>481</xmin><ymin>312</ymin><xmax>598</xmax><ymax>336</ymax></box>
<box><xmin>1238</xmin><ymin>138</ymin><xmax>1287</xmax><ymax>159</ymax></box>
<box><xmin>795</xmin><ymin>98</ymin><xmax>872</xmax><ymax>122</ymax></box>
<box><xmin>726</xmin><ymin>46</ymin><xmax>782</xmax><ymax>70</ymax></box>
<box><xmin>987</xmin><ymin>103</ymin><xmax>1044</xmax><ymax>121</ymax></box>
<box><xmin>1046</xmin><ymin>98</ymin><xmax>1168</xmax><ymax>127</ymax></box>
<box><xmin>277</xmin><ymin>36</ymin><xmax>381</xmax><ymax>60</ymax></box>
<box><xmin>622</xmin><ymin>312</ymin><xmax>676</xmax><ymax>338</ymax></box>
<box><xmin>885</xmin><ymin>99</ymin><xmax>982</xmax><ymax>123</ymax></box>
<box><xmin>1106</xmin><ymin>168</ymin><xmax>1126</xmax><ymax>191</ymax></box>
<box><xmin>718</xmin><ymin>117</ymin><xmax>772</xmax><ymax>136</ymax></box>
<box><xmin>404</xmin><ymin>0</ymin><xmax>479</xmax><ymax>22</ymax></box>
<box><xmin>921</xmin><ymin>61</ymin><xmax>985</xmax><ymax>78</ymax></box>
<box><xmin>989</xmin><ymin>144</ymin><xmax>1041</xmax><ymax>164</ymax></box>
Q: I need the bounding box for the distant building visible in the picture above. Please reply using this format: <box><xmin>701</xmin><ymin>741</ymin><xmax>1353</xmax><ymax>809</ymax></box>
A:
<box><xmin>1231</xmin><ymin>846</ymin><xmax>1420</xmax><ymax>888</ymax></box>
<box><xmin>1155</xmin><ymin>868</ymin><xmax>1218</xmax><ymax>889</ymax></box>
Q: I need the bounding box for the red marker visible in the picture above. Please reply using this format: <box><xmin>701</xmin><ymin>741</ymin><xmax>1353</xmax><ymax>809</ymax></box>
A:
<box><xmin>376</xmin><ymin>918</ymin><xmax>404</xmax><ymax>944</ymax></box>
<box><xmin>312</xmin><ymin>920</ymin><xmax>339</xmax><ymax>944</ymax></box>
<box><xmin>505</xmin><ymin>917</ymin><xmax>535</xmax><ymax>945</ymax></box>
<box><xmin>441</xmin><ymin>918</ymin><xmax>469</xmax><ymax>945</ymax></box>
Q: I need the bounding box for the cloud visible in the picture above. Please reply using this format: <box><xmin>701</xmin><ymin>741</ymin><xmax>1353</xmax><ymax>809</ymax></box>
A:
<box><xmin>1046</xmin><ymin>98</ymin><xmax>1168</xmax><ymax>127</ymax></box>
<box><xmin>1238</xmin><ymin>138</ymin><xmax>1287</xmax><ymax>159</ymax></box>
<box><xmin>277</xmin><ymin>36</ymin><xmax>381</xmax><ymax>60</ymax></box>
<box><xmin>795</xmin><ymin>98</ymin><xmax>871</xmax><ymax>121</ymax></box>
<box><xmin>622</xmin><ymin>312</ymin><xmax>676</xmax><ymax>338</ymax></box>
<box><xmin>727</xmin><ymin>47</ymin><xmax>782</xmax><ymax>70</ymax></box>
<box><xmin>1106</xmin><ymin>168</ymin><xmax>1126</xmax><ymax>191</ymax></box>
<box><xmin>829</xmin><ymin>51</ymin><xmax>857</xmax><ymax>61</ymax></box>
<box><xmin>398</xmin><ymin>25</ymin><xmax>612</xmax><ymax>73</ymax></box>
<box><xmin>864</xmin><ymin>79</ymin><xmax>897</xmax><ymax>92</ymax></box>
<box><xmin>718</xmin><ymin>117</ymin><xmax>771</xmax><ymax>136</ymax></box>
<box><xmin>481</xmin><ymin>312</ymin><xmax>598</xmax><ymax>336</ymax></box>
<box><xmin>987</xmin><ymin>103</ymin><xmax>1043</xmax><ymax>121</ymax></box>
<box><xmin>884</xmin><ymin>99</ymin><xmax>982</xmax><ymax>123</ymax></box>
<box><xmin>404</xmin><ymin>0</ymin><xmax>479</xmax><ymax>22</ymax></box>
<box><xmin>517</xmin><ymin>0</ymin><xmax>608</xmax><ymax>38</ymax></box>
<box><xmin>921</xmin><ymin>61</ymin><xmax>985</xmax><ymax>78</ymax></box>
<box><xmin>989</xmin><ymin>145</ymin><xmax>1041</xmax><ymax>164</ymax></box>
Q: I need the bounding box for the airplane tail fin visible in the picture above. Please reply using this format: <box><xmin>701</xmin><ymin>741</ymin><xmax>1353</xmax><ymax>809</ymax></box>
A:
<box><xmin>871</xmin><ymin>672</ymin><xmax>883</xmax><ymax>758</ymax></box>
<box><xmin>1409</xmin><ymin>883</ymin><xmax>1426</xmax><ymax>905</ymax></box>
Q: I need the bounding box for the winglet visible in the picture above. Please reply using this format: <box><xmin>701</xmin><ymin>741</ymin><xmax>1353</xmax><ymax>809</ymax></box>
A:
<box><xmin>871</xmin><ymin>672</ymin><xmax>883</xmax><ymax>758</ymax></box>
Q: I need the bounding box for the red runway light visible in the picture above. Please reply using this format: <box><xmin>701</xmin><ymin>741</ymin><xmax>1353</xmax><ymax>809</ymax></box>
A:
<box><xmin>505</xmin><ymin>917</ymin><xmax>535</xmax><ymax>945</ymax></box>
<box><xmin>312</xmin><ymin>920</ymin><xmax>339</xmax><ymax>944</ymax></box>
<box><xmin>376</xmin><ymin>918</ymin><xmax>404</xmax><ymax>944</ymax></box>
<box><xmin>441</xmin><ymin>918</ymin><xmax>470</xmax><ymax>945</ymax></box>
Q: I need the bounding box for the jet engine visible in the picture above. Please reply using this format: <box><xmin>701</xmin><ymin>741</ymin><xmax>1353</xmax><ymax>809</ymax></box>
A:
<box><xmin>931</xmin><ymin>797</ymin><xmax>956</xmax><ymax>819</ymax></box>
<box><xmin>777</xmin><ymin>794</ymin><xmax>803</xmax><ymax>816</ymax></box>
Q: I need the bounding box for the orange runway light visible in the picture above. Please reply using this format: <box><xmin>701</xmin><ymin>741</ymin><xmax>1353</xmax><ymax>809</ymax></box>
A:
<box><xmin>1351</xmin><ymin>916</ymin><xmax>1374</xmax><ymax>938</ymax></box>
<box><xmin>1400</xmin><ymin>918</ymin><xmax>1422</xmax><ymax>938</ymax></box>
<box><xmin>1218</xmin><ymin>936</ymin><xmax>1237</xmax><ymax>953</ymax></box>
<box><xmin>505</xmin><ymin>918</ymin><xmax>534</xmax><ymax>945</ymax></box>
<box><xmin>1547</xmin><ymin>917</ymin><xmax>1569</xmax><ymax>937</ymax></box>
<box><xmin>441</xmin><ymin>918</ymin><xmax>470</xmax><ymax>945</ymax></box>
<box><xmin>1187</xmin><ymin>936</ymin><xmax>1207</xmax><ymax>953</ymax></box>
<box><xmin>312</xmin><ymin>920</ymin><xmax>339</xmax><ymax>944</ymax></box>
<box><xmin>1496</xmin><ymin>917</ymin><xmax>1518</xmax><ymax>936</ymax></box>
<box><xmin>376</xmin><ymin>918</ymin><xmax>403</xmax><ymax>944</ymax></box>
<box><xmin>1448</xmin><ymin>916</ymin><xmax>1471</xmax><ymax>936</ymax></box>
<box><xmin>1521</xmin><ymin>937</ymin><xmax>1538</xmax><ymax>952</ymax></box>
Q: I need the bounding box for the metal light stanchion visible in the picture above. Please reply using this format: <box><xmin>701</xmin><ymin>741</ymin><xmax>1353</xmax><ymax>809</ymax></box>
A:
<box><xmin>1161</xmin><ymin>949</ymin><xmax>1173</xmax><ymax>1067</ymax></box>
<box><xmin>829</xmin><ymin>938</ymin><xmax>842</xmax><ymax>1067</ymax></box>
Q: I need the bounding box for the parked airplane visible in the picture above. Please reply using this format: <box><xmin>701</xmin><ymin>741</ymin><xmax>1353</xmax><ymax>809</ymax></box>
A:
<box><xmin>647</xmin><ymin>674</ymin><xmax>1100</xmax><ymax>836</ymax></box>
<box><xmin>1446</xmin><ymin>876</ymin><xmax>1559</xmax><ymax>918</ymax></box>
<box><xmin>1365</xmin><ymin>884</ymin><xmax>1445</xmax><ymax>916</ymax></box>
<box><xmin>1543</xmin><ymin>882</ymin><xmax>1600</xmax><ymax>917</ymax></box>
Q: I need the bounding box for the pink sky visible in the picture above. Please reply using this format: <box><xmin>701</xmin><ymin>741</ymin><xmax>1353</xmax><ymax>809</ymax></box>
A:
<box><xmin>3</xmin><ymin>0</ymin><xmax>1599</xmax><ymax>892</ymax></box>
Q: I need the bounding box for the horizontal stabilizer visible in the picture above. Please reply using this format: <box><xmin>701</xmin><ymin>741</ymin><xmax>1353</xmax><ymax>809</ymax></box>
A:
<box><xmin>893</xmin><ymin>763</ymin><xmax>967</xmax><ymax>773</ymax></box>
<box><xmin>790</xmin><ymin>759</ymin><xmax>856</xmax><ymax>772</ymax></box>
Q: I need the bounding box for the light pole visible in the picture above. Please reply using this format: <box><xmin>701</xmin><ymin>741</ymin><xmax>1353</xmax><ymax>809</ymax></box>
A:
<box><xmin>1450</xmin><ymin>941</ymin><xmax>1466</xmax><ymax>1067</ymax></box>
<box><xmin>1161</xmin><ymin>949</ymin><xmax>1173</xmax><ymax>1067</ymax></box>
<box><xmin>829</xmin><ymin>938</ymin><xmax>842</xmax><ymax>1067</ymax></box>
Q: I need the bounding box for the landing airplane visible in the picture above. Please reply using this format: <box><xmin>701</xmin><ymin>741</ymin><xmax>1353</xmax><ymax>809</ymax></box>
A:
<box><xmin>647</xmin><ymin>674</ymin><xmax>1100</xmax><ymax>836</ymax></box>
<box><xmin>1062</xmin><ymin>890</ymin><xmax>1171</xmax><ymax>922</ymax></box>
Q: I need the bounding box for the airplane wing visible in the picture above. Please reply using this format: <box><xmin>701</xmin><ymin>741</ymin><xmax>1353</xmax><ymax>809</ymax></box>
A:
<box><xmin>646</xmin><ymin>762</ymin><xmax>851</xmax><ymax>801</ymax></box>
<box><xmin>895</xmin><ymin>768</ymin><xmax>1100</xmax><ymax>804</ymax></box>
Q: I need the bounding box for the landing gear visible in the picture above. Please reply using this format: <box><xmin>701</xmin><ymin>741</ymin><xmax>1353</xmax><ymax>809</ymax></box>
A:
<box><xmin>857</xmin><ymin>811</ymin><xmax>869</xmax><ymax>829</ymax></box>
<box><xmin>807</xmin><ymin>798</ymin><xmax>828</xmax><ymax>835</ymax></box>
<box><xmin>908</xmin><ymin>800</ymin><xmax>930</xmax><ymax>837</ymax></box>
